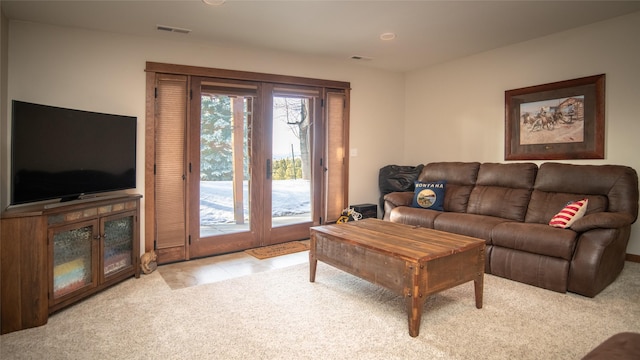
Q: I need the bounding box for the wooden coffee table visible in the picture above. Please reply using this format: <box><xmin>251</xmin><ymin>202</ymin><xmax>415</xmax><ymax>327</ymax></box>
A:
<box><xmin>309</xmin><ymin>218</ymin><xmax>485</xmax><ymax>337</ymax></box>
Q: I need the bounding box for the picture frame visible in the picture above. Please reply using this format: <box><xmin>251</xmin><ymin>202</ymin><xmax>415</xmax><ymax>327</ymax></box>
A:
<box><xmin>504</xmin><ymin>74</ymin><xmax>605</xmax><ymax>160</ymax></box>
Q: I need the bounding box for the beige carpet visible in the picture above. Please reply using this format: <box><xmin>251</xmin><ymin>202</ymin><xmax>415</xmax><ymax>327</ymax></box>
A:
<box><xmin>1</xmin><ymin>261</ymin><xmax>639</xmax><ymax>359</ymax></box>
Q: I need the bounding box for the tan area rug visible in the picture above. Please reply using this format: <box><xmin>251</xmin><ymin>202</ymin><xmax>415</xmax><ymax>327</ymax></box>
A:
<box><xmin>244</xmin><ymin>241</ymin><xmax>309</xmax><ymax>259</ymax></box>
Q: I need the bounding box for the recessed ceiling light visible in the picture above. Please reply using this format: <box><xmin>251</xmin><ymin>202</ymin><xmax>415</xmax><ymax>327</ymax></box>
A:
<box><xmin>202</xmin><ymin>0</ymin><xmax>226</xmax><ymax>5</ymax></box>
<box><xmin>380</xmin><ymin>32</ymin><xmax>396</xmax><ymax>41</ymax></box>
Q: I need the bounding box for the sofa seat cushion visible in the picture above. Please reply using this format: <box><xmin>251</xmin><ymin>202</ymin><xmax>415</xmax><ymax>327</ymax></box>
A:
<box><xmin>492</xmin><ymin>222</ymin><xmax>578</xmax><ymax>260</ymax></box>
<box><xmin>433</xmin><ymin>212</ymin><xmax>512</xmax><ymax>243</ymax></box>
<box><xmin>389</xmin><ymin>206</ymin><xmax>442</xmax><ymax>228</ymax></box>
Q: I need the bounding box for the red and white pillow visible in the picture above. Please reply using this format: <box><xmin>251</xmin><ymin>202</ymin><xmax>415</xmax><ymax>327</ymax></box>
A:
<box><xmin>549</xmin><ymin>199</ymin><xmax>588</xmax><ymax>229</ymax></box>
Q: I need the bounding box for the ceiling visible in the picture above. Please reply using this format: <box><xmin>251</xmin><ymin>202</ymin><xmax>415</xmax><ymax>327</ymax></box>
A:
<box><xmin>3</xmin><ymin>0</ymin><xmax>640</xmax><ymax>73</ymax></box>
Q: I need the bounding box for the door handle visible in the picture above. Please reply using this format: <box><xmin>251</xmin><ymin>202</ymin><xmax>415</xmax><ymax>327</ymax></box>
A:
<box><xmin>266</xmin><ymin>159</ymin><xmax>271</xmax><ymax>179</ymax></box>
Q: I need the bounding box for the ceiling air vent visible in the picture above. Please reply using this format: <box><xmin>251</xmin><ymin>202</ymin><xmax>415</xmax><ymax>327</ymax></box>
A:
<box><xmin>156</xmin><ymin>25</ymin><xmax>191</xmax><ymax>34</ymax></box>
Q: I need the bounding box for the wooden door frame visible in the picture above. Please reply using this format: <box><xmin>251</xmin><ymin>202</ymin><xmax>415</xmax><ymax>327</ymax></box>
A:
<box><xmin>144</xmin><ymin>62</ymin><xmax>350</xmax><ymax>257</ymax></box>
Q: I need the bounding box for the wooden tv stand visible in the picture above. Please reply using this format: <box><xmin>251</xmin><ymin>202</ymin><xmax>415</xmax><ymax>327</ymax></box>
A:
<box><xmin>1</xmin><ymin>194</ymin><xmax>142</xmax><ymax>334</ymax></box>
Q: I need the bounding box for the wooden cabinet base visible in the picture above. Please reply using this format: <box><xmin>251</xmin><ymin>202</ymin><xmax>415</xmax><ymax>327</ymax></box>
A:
<box><xmin>0</xmin><ymin>216</ymin><xmax>49</xmax><ymax>334</ymax></box>
<box><xmin>1</xmin><ymin>195</ymin><xmax>141</xmax><ymax>334</ymax></box>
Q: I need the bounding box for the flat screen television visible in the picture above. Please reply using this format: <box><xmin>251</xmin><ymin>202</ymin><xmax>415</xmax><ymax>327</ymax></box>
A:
<box><xmin>10</xmin><ymin>100</ymin><xmax>137</xmax><ymax>205</ymax></box>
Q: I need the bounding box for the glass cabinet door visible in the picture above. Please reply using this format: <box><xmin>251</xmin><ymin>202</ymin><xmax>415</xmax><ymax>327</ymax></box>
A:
<box><xmin>50</xmin><ymin>220</ymin><xmax>98</xmax><ymax>304</ymax></box>
<box><xmin>102</xmin><ymin>212</ymin><xmax>135</xmax><ymax>280</ymax></box>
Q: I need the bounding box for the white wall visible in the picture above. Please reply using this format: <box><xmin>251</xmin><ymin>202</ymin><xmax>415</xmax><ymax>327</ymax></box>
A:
<box><xmin>404</xmin><ymin>11</ymin><xmax>640</xmax><ymax>255</ymax></box>
<box><xmin>0</xmin><ymin>20</ymin><xmax>405</xmax><ymax>248</ymax></box>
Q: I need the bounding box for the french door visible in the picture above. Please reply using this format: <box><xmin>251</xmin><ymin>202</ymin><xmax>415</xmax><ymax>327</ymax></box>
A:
<box><xmin>188</xmin><ymin>79</ymin><xmax>322</xmax><ymax>257</ymax></box>
<box><xmin>145</xmin><ymin>62</ymin><xmax>350</xmax><ymax>263</ymax></box>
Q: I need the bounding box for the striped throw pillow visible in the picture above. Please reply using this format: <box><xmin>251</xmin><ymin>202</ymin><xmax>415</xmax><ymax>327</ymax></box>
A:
<box><xmin>549</xmin><ymin>199</ymin><xmax>588</xmax><ymax>228</ymax></box>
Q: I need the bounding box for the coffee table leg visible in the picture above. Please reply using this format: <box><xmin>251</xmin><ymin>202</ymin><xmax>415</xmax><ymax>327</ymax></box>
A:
<box><xmin>309</xmin><ymin>235</ymin><xmax>317</xmax><ymax>283</ymax></box>
<box><xmin>406</xmin><ymin>293</ymin><xmax>425</xmax><ymax>337</ymax></box>
<box><xmin>474</xmin><ymin>247</ymin><xmax>485</xmax><ymax>309</ymax></box>
<box><xmin>309</xmin><ymin>253</ymin><xmax>317</xmax><ymax>283</ymax></box>
<box><xmin>406</xmin><ymin>265</ymin><xmax>425</xmax><ymax>337</ymax></box>
<box><xmin>474</xmin><ymin>272</ymin><xmax>484</xmax><ymax>309</ymax></box>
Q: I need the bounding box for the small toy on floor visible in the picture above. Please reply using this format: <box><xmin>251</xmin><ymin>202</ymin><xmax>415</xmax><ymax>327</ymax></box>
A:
<box><xmin>140</xmin><ymin>250</ymin><xmax>158</xmax><ymax>274</ymax></box>
<box><xmin>336</xmin><ymin>208</ymin><xmax>362</xmax><ymax>223</ymax></box>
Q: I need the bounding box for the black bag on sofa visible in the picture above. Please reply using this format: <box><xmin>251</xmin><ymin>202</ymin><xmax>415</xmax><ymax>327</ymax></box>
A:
<box><xmin>378</xmin><ymin>164</ymin><xmax>424</xmax><ymax>217</ymax></box>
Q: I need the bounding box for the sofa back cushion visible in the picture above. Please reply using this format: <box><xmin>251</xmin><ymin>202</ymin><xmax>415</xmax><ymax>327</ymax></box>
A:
<box><xmin>526</xmin><ymin>191</ymin><xmax>607</xmax><ymax>224</ymax></box>
<box><xmin>467</xmin><ymin>163</ymin><xmax>537</xmax><ymax>222</ymax></box>
<box><xmin>418</xmin><ymin>162</ymin><xmax>480</xmax><ymax>213</ymax></box>
<box><xmin>525</xmin><ymin>163</ymin><xmax>639</xmax><ymax>224</ymax></box>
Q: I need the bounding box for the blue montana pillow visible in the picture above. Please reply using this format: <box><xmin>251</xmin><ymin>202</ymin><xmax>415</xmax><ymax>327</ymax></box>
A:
<box><xmin>412</xmin><ymin>181</ymin><xmax>446</xmax><ymax>211</ymax></box>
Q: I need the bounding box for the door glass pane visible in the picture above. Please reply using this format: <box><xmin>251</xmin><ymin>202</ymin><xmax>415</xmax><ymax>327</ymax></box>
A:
<box><xmin>52</xmin><ymin>225</ymin><xmax>94</xmax><ymax>299</ymax></box>
<box><xmin>200</xmin><ymin>94</ymin><xmax>252</xmax><ymax>236</ymax></box>
<box><xmin>103</xmin><ymin>216</ymin><xmax>133</xmax><ymax>276</ymax></box>
<box><xmin>272</xmin><ymin>96</ymin><xmax>312</xmax><ymax>227</ymax></box>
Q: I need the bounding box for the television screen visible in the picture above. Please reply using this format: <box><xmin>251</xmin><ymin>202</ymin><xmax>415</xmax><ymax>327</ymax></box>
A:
<box><xmin>10</xmin><ymin>100</ymin><xmax>137</xmax><ymax>205</ymax></box>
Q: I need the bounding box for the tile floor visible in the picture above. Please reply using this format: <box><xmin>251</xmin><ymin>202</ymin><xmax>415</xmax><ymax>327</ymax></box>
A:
<box><xmin>156</xmin><ymin>242</ymin><xmax>310</xmax><ymax>290</ymax></box>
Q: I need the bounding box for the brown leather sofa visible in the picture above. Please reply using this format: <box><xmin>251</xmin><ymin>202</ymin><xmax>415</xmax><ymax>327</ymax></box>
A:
<box><xmin>383</xmin><ymin>162</ymin><xmax>639</xmax><ymax>297</ymax></box>
<box><xmin>582</xmin><ymin>332</ymin><xmax>640</xmax><ymax>359</ymax></box>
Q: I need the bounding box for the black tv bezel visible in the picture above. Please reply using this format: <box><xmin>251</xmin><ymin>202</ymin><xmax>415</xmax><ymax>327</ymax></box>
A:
<box><xmin>10</xmin><ymin>100</ymin><xmax>137</xmax><ymax>206</ymax></box>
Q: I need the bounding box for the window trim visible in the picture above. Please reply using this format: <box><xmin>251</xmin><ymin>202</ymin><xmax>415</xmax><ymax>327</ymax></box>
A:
<box><xmin>145</xmin><ymin>62</ymin><xmax>350</xmax><ymax>90</ymax></box>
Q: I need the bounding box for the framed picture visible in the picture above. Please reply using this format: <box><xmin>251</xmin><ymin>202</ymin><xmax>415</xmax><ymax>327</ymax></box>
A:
<box><xmin>504</xmin><ymin>74</ymin><xmax>605</xmax><ymax>160</ymax></box>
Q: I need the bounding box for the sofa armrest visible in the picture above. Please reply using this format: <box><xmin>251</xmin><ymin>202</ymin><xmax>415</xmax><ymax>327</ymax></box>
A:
<box><xmin>570</xmin><ymin>212</ymin><xmax>635</xmax><ymax>232</ymax></box>
<box><xmin>384</xmin><ymin>191</ymin><xmax>413</xmax><ymax>206</ymax></box>
<box><xmin>383</xmin><ymin>192</ymin><xmax>413</xmax><ymax>220</ymax></box>
<box><xmin>568</xmin><ymin>226</ymin><xmax>631</xmax><ymax>297</ymax></box>
<box><xmin>568</xmin><ymin>212</ymin><xmax>634</xmax><ymax>296</ymax></box>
